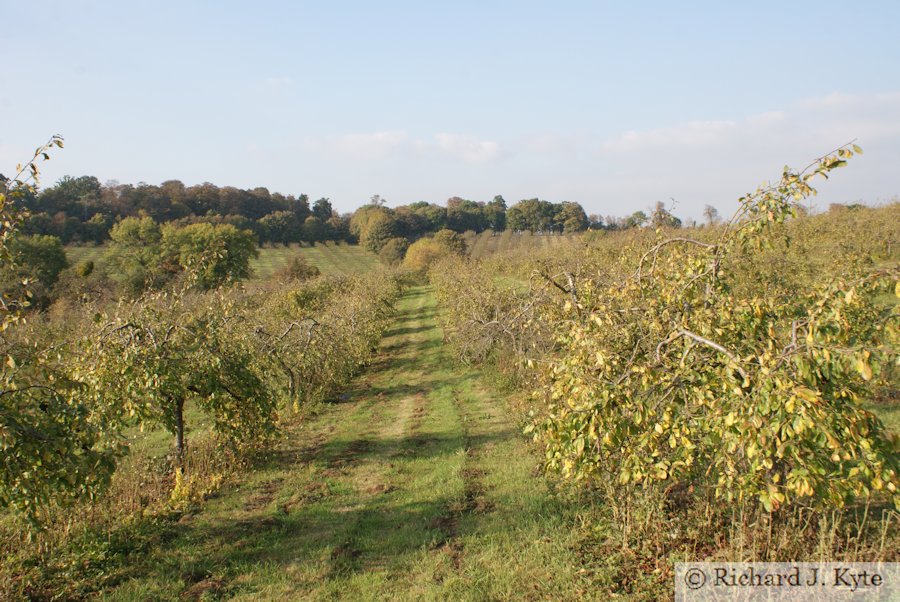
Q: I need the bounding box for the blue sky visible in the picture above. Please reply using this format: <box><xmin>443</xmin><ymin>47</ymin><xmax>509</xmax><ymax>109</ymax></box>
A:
<box><xmin>2</xmin><ymin>1</ymin><xmax>899</xmax><ymax>219</ymax></box>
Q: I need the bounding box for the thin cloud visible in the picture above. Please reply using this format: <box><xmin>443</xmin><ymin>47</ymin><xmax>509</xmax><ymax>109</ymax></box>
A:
<box><xmin>603</xmin><ymin>120</ymin><xmax>737</xmax><ymax>152</ymax></box>
<box><xmin>435</xmin><ymin>133</ymin><xmax>502</xmax><ymax>163</ymax></box>
<box><xmin>256</xmin><ymin>91</ymin><xmax>900</xmax><ymax>217</ymax></box>
<box><xmin>303</xmin><ymin>131</ymin><xmax>420</xmax><ymax>160</ymax></box>
<box><xmin>796</xmin><ymin>91</ymin><xmax>900</xmax><ymax>111</ymax></box>
<box><xmin>595</xmin><ymin>92</ymin><xmax>900</xmax><ymax>158</ymax></box>
<box><xmin>584</xmin><ymin>91</ymin><xmax>900</xmax><ymax>216</ymax></box>
<box><xmin>302</xmin><ymin>130</ymin><xmax>502</xmax><ymax>163</ymax></box>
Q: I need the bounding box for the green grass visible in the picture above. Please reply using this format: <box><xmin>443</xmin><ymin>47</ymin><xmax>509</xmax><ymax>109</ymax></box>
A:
<box><xmin>468</xmin><ymin>231</ymin><xmax>581</xmax><ymax>259</ymax></box>
<box><xmin>249</xmin><ymin>242</ymin><xmax>378</xmax><ymax>279</ymax></box>
<box><xmin>64</xmin><ymin>242</ymin><xmax>379</xmax><ymax>280</ymax></box>
<box><xmin>868</xmin><ymin>394</ymin><xmax>899</xmax><ymax>435</ymax></box>
<box><xmin>873</xmin><ymin>404</ymin><xmax>899</xmax><ymax>433</ymax></box>
<box><xmin>92</xmin><ymin>287</ymin><xmax>591</xmax><ymax>601</ymax></box>
<box><xmin>64</xmin><ymin>244</ymin><xmax>107</xmax><ymax>267</ymax></box>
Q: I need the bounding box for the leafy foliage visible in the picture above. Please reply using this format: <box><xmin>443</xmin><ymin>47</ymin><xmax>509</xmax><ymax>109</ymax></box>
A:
<box><xmin>378</xmin><ymin>237</ymin><xmax>409</xmax><ymax>266</ymax></box>
<box><xmin>550</xmin><ymin>148</ymin><xmax>898</xmax><ymax>511</ymax></box>
<box><xmin>1</xmin><ymin>319</ymin><xmax>121</xmax><ymax>521</ymax></box>
<box><xmin>4</xmin><ymin>234</ymin><xmax>68</xmax><ymax>288</ymax></box>
<box><xmin>437</xmin><ymin>145</ymin><xmax>900</xmax><ymax>516</ymax></box>
<box><xmin>0</xmin><ymin>137</ymin><xmax>121</xmax><ymax>522</ymax></box>
<box><xmin>103</xmin><ymin>216</ymin><xmax>165</xmax><ymax>295</ymax></box>
<box><xmin>161</xmin><ymin>222</ymin><xmax>257</xmax><ymax>289</ymax></box>
<box><xmin>247</xmin><ymin>274</ymin><xmax>400</xmax><ymax>412</ymax></box>
<box><xmin>74</xmin><ymin>290</ymin><xmax>279</xmax><ymax>457</ymax></box>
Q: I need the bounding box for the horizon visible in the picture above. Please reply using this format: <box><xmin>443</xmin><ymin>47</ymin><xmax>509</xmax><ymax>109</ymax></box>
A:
<box><xmin>2</xmin><ymin>1</ymin><xmax>899</xmax><ymax>220</ymax></box>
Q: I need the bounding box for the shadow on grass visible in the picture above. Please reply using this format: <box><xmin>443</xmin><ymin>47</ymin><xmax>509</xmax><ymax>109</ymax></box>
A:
<box><xmin>174</xmin><ymin>497</ymin><xmax>454</xmax><ymax>584</ymax></box>
<box><xmin>383</xmin><ymin>324</ymin><xmax>434</xmax><ymax>338</ymax></box>
<box><xmin>258</xmin><ymin>427</ymin><xmax>517</xmax><ymax>470</ymax></box>
<box><xmin>379</xmin><ymin>337</ymin><xmax>442</xmax><ymax>355</ymax></box>
<box><xmin>141</xmin><ymin>458</ymin><xmax>561</xmax><ymax>596</ymax></box>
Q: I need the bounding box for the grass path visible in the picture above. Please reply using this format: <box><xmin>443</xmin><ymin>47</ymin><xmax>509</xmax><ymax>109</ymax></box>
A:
<box><xmin>101</xmin><ymin>286</ymin><xmax>589</xmax><ymax>601</ymax></box>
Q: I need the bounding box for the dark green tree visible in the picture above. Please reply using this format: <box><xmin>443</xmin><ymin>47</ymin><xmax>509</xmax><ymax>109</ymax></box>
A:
<box><xmin>161</xmin><ymin>222</ymin><xmax>258</xmax><ymax>289</ymax></box>
<box><xmin>554</xmin><ymin>201</ymin><xmax>590</xmax><ymax>233</ymax></box>
<box><xmin>483</xmin><ymin>195</ymin><xmax>507</xmax><ymax>231</ymax></box>
<box><xmin>312</xmin><ymin>197</ymin><xmax>333</xmax><ymax>221</ymax></box>
<box><xmin>302</xmin><ymin>216</ymin><xmax>327</xmax><ymax>243</ymax></box>
<box><xmin>446</xmin><ymin>197</ymin><xmax>487</xmax><ymax>233</ymax></box>
<box><xmin>104</xmin><ymin>216</ymin><xmax>165</xmax><ymax>295</ymax></box>
<box><xmin>5</xmin><ymin>234</ymin><xmax>68</xmax><ymax>288</ymax></box>
<box><xmin>258</xmin><ymin>211</ymin><xmax>301</xmax><ymax>244</ymax></box>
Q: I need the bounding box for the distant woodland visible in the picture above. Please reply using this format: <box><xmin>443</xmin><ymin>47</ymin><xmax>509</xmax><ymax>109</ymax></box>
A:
<box><xmin>6</xmin><ymin>175</ymin><xmax>691</xmax><ymax>248</ymax></box>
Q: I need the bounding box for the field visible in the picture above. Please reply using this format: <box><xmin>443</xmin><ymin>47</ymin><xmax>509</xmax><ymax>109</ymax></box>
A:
<box><xmin>249</xmin><ymin>243</ymin><xmax>379</xmax><ymax>278</ymax></box>
<box><xmin>465</xmin><ymin>230</ymin><xmax>581</xmax><ymax>259</ymax></box>
<box><xmin>64</xmin><ymin>242</ymin><xmax>379</xmax><ymax>279</ymax></box>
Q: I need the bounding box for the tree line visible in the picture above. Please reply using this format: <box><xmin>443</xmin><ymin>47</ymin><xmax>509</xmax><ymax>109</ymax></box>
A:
<box><xmin>7</xmin><ymin>174</ymin><xmax>700</xmax><ymax>249</ymax></box>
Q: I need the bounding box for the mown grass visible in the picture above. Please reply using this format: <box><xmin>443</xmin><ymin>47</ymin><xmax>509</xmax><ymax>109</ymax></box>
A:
<box><xmin>250</xmin><ymin>242</ymin><xmax>378</xmax><ymax>279</ymax></box>
<box><xmin>63</xmin><ymin>244</ymin><xmax>106</xmax><ymax>267</ymax></box>
<box><xmin>468</xmin><ymin>230</ymin><xmax>582</xmax><ymax>259</ymax></box>
<box><xmin>64</xmin><ymin>242</ymin><xmax>378</xmax><ymax>280</ymax></box>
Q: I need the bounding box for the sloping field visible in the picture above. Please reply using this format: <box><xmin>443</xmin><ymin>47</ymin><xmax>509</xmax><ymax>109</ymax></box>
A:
<box><xmin>65</xmin><ymin>243</ymin><xmax>379</xmax><ymax>280</ymax></box>
<box><xmin>250</xmin><ymin>243</ymin><xmax>378</xmax><ymax>278</ymax></box>
<box><xmin>468</xmin><ymin>231</ymin><xmax>581</xmax><ymax>259</ymax></box>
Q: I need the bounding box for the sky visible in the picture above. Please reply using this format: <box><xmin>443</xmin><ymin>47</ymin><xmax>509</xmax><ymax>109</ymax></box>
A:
<box><xmin>2</xmin><ymin>1</ymin><xmax>899</xmax><ymax>220</ymax></box>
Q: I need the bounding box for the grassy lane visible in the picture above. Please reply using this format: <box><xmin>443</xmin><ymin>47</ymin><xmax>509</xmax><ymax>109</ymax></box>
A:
<box><xmin>100</xmin><ymin>286</ymin><xmax>589</xmax><ymax>601</ymax></box>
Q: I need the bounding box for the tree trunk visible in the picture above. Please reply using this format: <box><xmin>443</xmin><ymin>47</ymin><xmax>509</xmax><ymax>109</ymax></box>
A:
<box><xmin>174</xmin><ymin>397</ymin><xmax>185</xmax><ymax>461</ymax></box>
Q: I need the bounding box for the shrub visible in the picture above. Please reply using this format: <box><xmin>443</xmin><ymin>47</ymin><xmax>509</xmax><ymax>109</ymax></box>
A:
<box><xmin>274</xmin><ymin>255</ymin><xmax>321</xmax><ymax>282</ymax></box>
<box><xmin>378</xmin><ymin>237</ymin><xmax>409</xmax><ymax>266</ymax></box>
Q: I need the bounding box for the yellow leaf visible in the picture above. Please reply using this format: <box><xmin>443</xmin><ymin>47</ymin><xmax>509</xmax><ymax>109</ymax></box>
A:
<box><xmin>793</xmin><ymin>386</ymin><xmax>818</xmax><ymax>402</ymax></box>
<box><xmin>856</xmin><ymin>357</ymin><xmax>873</xmax><ymax>381</ymax></box>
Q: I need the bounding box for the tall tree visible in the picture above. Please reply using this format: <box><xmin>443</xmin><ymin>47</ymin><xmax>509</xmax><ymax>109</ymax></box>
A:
<box><xmin>554</xmin><ymin>202</ymin><xmax>590</xmax><ymax>233</ymax></box>
<box><xmin>507</xmin><ymin>199</ymin><xmax>556</xmax><ymax>232</ymax></box>
<box><xmin>312</xmin><ymin>197</ymin><xmax>333</xmax><ymax>221</ymax></box>
<box><xmin>359</xmin><ymin>210</ymin><xmax>398</xmax><ymax>253</ymax></box>
<box><xmin>483</xmin><ymin>195</ymin><xmax>507</xmax><ymax>231</ymax></box>
<box><xmin>446</xmin><ymin>197</ymin><xmax>488</xmax><ymax>233</ymax></box>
